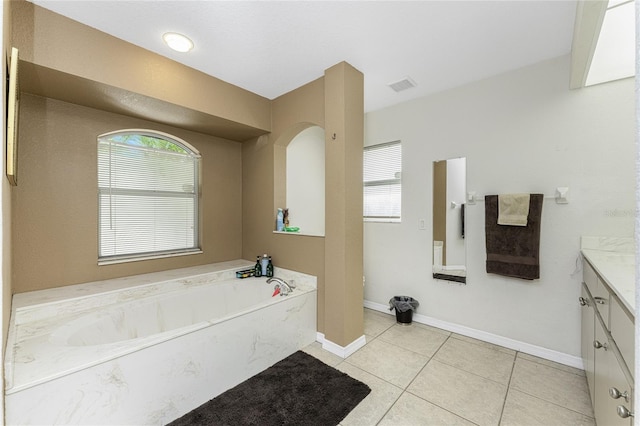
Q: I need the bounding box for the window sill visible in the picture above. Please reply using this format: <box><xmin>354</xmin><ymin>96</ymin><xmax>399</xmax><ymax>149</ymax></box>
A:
<box><xmin>98</xmin><ymin>249</ymin><xmax>203</xmax><ymax>266</ymax></box>
<box><xmin>364</xmin><ymin>218</ymin><xmax>401</xmax><ymax>224</ymax></box>
<box><xmin>273</xmin><ymin>231</ymin><xmax>325</xmax><ymax>238</ymax></box>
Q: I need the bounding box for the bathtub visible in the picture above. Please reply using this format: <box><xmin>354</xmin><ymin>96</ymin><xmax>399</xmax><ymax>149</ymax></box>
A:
<box><xmin>5</xmin><ymin>260</ymin><xmax>317</xmax><ymax>425</ymax></box>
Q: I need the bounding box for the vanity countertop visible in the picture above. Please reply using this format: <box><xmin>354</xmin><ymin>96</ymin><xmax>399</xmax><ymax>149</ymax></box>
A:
<box><xmin>581</xmin><ymin>236</ymin><xmax>635</xmax><ymax>316</ymax></box>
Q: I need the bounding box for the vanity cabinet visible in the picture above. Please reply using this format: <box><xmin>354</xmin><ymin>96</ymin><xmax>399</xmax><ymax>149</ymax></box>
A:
<box><xmin>581</xmin><ymin>259</ymin><xmax>634</xmax><ymax>424</ymax></box>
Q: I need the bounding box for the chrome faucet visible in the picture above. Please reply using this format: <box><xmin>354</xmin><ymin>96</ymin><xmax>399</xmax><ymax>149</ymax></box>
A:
<box><xmin>266</xmin><ymin>277</ymin><xmax>294</xmax><ymax>296</ymax></box>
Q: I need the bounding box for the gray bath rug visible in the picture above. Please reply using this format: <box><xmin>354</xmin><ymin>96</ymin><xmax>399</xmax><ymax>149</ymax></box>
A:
<box><xmin>167</xmin><ymin>350</ymin><xmax>371</xmax><ymax>426</ymax></box>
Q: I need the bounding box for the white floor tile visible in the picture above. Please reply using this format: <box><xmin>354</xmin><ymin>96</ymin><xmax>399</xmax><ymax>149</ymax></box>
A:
<box><xmin>318</xmin><ymin>310</ymin><xmax>594</xmax><ymax>426</ymax></box>
<box><xmin>345</xmin><ymin>339</ymin><xmax>429</xmax><ymax>389</ymax></box>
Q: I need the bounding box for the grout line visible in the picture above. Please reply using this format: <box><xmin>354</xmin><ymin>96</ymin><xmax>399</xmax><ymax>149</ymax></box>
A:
<box><xmin>515</xmin><ymin>352</ymin><xmax>586</xmax><ymax>377</ymax></box>
<box><xmin>402</xmin><ymin>335</ymin><xmax>482</xmax><ymax>426</ymax></box>
<box><xmin>497</xmin><ymin>351</ymin><xmax>517</xmax><ymax>425</ymax></box>
<box><xmin>509</xmin><ymin>386</ymin><xmax>596</xmax><ymax>420</ymax></box>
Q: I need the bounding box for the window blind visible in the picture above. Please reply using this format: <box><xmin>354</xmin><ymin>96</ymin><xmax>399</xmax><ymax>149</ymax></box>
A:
<box><xmin>363</xmin><ymin>141</ymin><xmax>402</xmax><ymax>219</ymax></box>
<box><xmin>98</xmin><ymin>133</ymin><xmax>200</xmax><ymax>261</ymax></box>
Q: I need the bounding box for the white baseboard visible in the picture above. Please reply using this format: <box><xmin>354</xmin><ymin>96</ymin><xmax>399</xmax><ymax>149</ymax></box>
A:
<box><xmin>364</xmin><ymin>300</ymin><xmax>584</xmax><ymax>370</ymax></box>
<box><xmin>316</xmin><ymin>332</ymin><xmax>367</xmax><ymax>358</ymax></box>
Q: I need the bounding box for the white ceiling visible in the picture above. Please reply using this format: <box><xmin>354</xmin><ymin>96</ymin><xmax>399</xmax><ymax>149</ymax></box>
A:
<box><xmin>31</xmin><ymin>0</ymin><xmax>578</xmax><ymax>112</ymax></box>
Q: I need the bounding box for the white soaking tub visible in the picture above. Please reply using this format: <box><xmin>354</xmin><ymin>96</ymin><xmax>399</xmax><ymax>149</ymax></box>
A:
<box><xmin>5</xmin><ymin>260</ymin><xmax>317</xmax><ymax>425</ymax></box>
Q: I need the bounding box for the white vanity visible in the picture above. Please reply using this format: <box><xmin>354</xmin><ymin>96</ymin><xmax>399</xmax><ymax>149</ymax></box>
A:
<box><xmin>580</xmin><ymin>237</ymin><xmax>634</xmax><ymax>425</ymax></box>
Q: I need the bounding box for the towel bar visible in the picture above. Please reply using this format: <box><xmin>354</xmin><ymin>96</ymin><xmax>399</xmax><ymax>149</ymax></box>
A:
<box><xmin>466</xmin><ymin>188</ymin><xmax>569</xmax><ymax>205</ymax></box>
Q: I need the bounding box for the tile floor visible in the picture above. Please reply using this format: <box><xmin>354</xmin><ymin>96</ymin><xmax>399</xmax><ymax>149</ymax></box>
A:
<box><xmin>302</xmin><ymin>308</ymin><xmax>595</xmax><ymax>426</ymax></box>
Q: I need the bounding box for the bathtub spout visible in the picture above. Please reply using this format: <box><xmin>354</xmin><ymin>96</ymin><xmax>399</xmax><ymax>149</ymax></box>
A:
<box><xmin>266</xmin><ymin>277</ymin><xmax>293</xmax><ymax>296</ymax></box>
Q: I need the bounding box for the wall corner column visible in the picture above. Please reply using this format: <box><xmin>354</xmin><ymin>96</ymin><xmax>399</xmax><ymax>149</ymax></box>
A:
<box><xmin>323</xmin><ymin>62</ymin><xmax>364</xmax><ymax>349</ymax></box>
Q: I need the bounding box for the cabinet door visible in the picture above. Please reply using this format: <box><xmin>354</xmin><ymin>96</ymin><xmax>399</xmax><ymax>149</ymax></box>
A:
<box><xmin>580</xmin><ymin>283</ymin><xmax>595</xmax><ymax>405</ymax></box>
<box><xmin>594</xmin><ymin>321</ymin><xmax>633</xmax><ymax>426</ymax></box>
<box><xmin>583</xmin><ymin>259</ymin><xmax>598</xmax><ymax>295</ymax></box>
<box><xmin>584</xmin><ymin>260</ymin><xmax>610</xmax><ymax>328</ymax></box>
<box><xmin>610</xmin><ymin>296</ymin><xmax>635</xmax><ymax>379</ymax></box>
<box><xmin>580</xmin><ymin>284</ymin><xmax>595</xmax><ymax>407</ymax></box>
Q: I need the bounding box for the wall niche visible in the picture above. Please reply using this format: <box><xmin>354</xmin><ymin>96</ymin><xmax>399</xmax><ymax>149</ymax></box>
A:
<box><xmin>274</xmin><ymin>124</ymin><xmax>325</xmax><ymax>236</ymax></box>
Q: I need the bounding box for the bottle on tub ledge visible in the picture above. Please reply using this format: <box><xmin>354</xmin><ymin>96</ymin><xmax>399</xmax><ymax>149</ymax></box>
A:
<box><xmin>276</xmin><ymin>208</ymin><xmax>284</xmax><ymax>231</ymax></box>
<box><xmin>261</xmin><ymin>253</ymin><xmax>269</xmax><ymax>276</ymax></box>
<box><xmin>266</xmin><ymin>256</ymin><xmax>274</xmax><ymax>277</ymax></box>
<box><xmin>254</xmin><ymin>256</ymin><xmax>262</xmax><ymax>278</ymax></box>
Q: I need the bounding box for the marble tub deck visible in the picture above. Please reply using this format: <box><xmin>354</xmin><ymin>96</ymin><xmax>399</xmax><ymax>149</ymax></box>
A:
<box><xmin>5</xmin><ymin>261</ymin><xmax>317</xmax><ymax>425</ymax></box>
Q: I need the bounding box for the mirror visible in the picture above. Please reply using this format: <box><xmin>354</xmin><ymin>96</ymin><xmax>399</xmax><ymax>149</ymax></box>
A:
<box><xmin>433</xmin><ymin>158</ymin><xmax>467</xmax><ymax>283</ymax></box>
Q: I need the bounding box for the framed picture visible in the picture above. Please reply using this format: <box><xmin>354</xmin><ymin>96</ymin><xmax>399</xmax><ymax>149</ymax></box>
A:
<box><xmin>6</xmin><ymin>46</ymin><xmax>19</xmax><ymax>186</ymax></box>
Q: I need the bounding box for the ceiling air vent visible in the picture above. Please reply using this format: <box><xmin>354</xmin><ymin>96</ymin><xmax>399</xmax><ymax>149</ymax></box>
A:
<box><xmin>388</xmin><ymin>76</ymin><xmax>417</xmax><ymax>92</ymax></box>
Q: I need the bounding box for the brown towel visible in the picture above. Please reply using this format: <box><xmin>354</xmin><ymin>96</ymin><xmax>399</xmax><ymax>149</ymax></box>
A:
<box><xmin>485</xmin><ymin>194</ymin><xmax>543</xmax><ymax>280</ymax></box>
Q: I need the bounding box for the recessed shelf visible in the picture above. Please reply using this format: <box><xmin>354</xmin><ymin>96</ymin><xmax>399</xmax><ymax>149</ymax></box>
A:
<box><xmin>273</xmin><ymin>231</ymin><xmax>324</xmax><ymax>238</ymax></box>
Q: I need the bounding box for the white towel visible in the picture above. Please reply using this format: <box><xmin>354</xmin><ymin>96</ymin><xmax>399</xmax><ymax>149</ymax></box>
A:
<box><xmin>498</xmin><ymin>194</ymin><xmax>530</xmax><ymax>226</ymax></box>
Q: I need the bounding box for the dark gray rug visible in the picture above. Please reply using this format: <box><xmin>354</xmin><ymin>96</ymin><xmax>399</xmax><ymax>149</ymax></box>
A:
<box><xmin>168</xmin><ymin>350</ymin><xmax>371</xmax><ymax>426</ymax></box>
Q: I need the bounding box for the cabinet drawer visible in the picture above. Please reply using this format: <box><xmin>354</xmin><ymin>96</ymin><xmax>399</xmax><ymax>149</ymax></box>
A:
<box><xmin>583</xmin><ymin>260</ymin><xmax>609</xmax><ymax>326</ymax></box>
<box><xmin>592</xmin><ymin>278</ymin><xmax>610</xmax><ymax>329</ymax></box>
<box><xmin>610</xmin><ymin>296</ymin><xmax>635</xmax><ymax>378</ymax></box>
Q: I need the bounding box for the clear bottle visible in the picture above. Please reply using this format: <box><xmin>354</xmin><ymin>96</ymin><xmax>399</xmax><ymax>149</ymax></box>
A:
<box><xmin>266</xmin><ymin>256</ymin><xmax>274</xmax><ymax>277</ymax></box>
<box><xmin>254</xmin><ymin>256</ymin><xmax>262</xmax><ymax>277</ymax></box>
<box><xmin>261</xmin><ymin>254</ymin><xmax>269</xmax><ymax>276</ymax></box>
<box><xmin>276</xmin><ymin>208</ymin><xmax>284</xmax><ymax>231</ymax></box>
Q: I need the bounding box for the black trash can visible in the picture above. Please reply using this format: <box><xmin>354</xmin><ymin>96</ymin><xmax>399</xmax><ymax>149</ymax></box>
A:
<box><xmin>389</xmin><ymin>296</ymin><xmax>419</xmax><ymax>325</ymax></box>
<box><xmin>395</xmin><ymin>308</ymin><xmax>413</xmax><ymax>324</ymax></box>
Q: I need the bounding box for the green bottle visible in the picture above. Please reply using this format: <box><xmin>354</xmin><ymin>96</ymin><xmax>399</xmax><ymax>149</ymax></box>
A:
<box><xmin>254</xmin><ymin>256</ymin><xmax>262</xmax><ymax>277</ymax></box>
<box><xmin>266</xmin><ymin>256</ymin><xmax>274</xmax><ymax>277</ymax></box>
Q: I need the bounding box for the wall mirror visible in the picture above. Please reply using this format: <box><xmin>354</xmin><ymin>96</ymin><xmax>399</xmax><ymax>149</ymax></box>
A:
<box><xmin>433</xmin><ymin>157</ymin><xmax>467</xmax><ymax>283</ymax></box>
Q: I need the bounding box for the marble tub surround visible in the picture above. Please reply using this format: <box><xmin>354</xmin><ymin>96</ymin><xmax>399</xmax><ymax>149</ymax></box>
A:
<box><xmin>580</xmin><ymin>236</ymin><xmax>635</xmax><ymax>312</ymax></box>
<box><xmin>13</xmin><ymin>259</ymin><xmax>254</xmax><ymax>309</ymax></box>
<box><xmin>5</xmin><ymin>261</ymin><xmax>317</xmax><ymax>425</ymax></box>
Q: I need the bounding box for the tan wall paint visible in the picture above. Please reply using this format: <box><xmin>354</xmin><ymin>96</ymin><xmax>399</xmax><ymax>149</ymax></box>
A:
<box><xmin>242</xmin><ymin>77</ymin><xmax>328</xmax><ymax>333</ymax></box>
<box><xmin>12</xmin><ymin>94</ymin><xmax>243</xmax><ymax>293</ymax></box>
<box><xmin>12</xmin><ymin>0</ymin><xmax>271</xmax><ymax>136</ymax></box>
<box><xmin>10</xmin><ymin>0</ymin><xmax>365</xmax><ymax>346</ymax></box>
<box><xmin>324</xmin><ymin>62</ymin><xmax>363</xmax><ymax>346</ymax></box>
<box><xmin>3</xmin><ymin>0</ymin><xmax>12</xmax><ymax>337</ymax></box>
<box><xmin>3</xmin><ymin>0</ymin><xmax>13</xmax><ymax>420</ymax></box>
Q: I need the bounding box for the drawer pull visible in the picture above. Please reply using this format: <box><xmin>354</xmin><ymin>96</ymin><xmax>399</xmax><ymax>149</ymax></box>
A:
<box><xmin>578</xmin><ymin>297</ymin><xmax>589</xmax><ymax>307</ymax></box>
<box><xmin>594</xmin><ymin>297</ymin><xmax>606</xmax><ymax>305</ymax></box>
<box><xmin>616</xmin><ymin>405</ymin><xmax>634</xmax><ymax>419</ymax></box>
<box><xmin>609</xmin><ymin>387</ymin><xmax>630</xmax><ymax>402</ymax></box>
<box><xmin>593</xmin><ymin>340</ymin><xmax>608</xmax><ymax>350</ymax></box>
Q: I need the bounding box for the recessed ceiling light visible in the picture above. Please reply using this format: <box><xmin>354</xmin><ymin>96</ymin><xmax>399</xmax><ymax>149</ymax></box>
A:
<box><xmin>163</xmin><ymin>32</ymin><xmax>194</xmax><ymax>53</ymax></box>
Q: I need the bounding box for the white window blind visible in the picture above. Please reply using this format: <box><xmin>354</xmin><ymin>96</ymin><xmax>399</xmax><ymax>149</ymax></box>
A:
<box><xmin>98</xmin><ymin>131</ymin><xmax>201</xmax><ymax>262</ymax></box>
<box><xmin>363</xmin><ymin>141</ymin><xmax>402</xmax><ymax>220</ymax></box>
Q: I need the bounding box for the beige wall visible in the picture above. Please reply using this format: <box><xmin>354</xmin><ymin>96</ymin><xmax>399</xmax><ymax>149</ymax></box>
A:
<box><xmin>323</xmin><ymin>62</ymin><xmax>364</xmax><ymax>346</ymax></box>
<box><xmin>3</xmin><ymin>0</ymin><xmax>11</xmax><ymax>333</ymax></box>
<box><xmin>3</xmin><ymin>0</ymin><xmax>12</xmax><ymax>421</ymax></box>
<box><xmin>9</xmin><ymin>0</ymin><xmax>365</xmax><ymax>347</ymax></box>
<box><xmin>12</xmin><ymin>0</ymin><xmax>271</xmax><ymax>141</ymax></box>
<box><xmin>12</xmin><ymin>94</ymin><xmax>243</xmax><ymax>293</ymax></box>
<box><xmin>242</xmin><ymin>77</ymin><xmax>328</xmax><ymax>333</ymax></box>
<box><xmin>242</xmin><ymin>63</ymin><xmax>365</xmax><ymax>345</ymax></box>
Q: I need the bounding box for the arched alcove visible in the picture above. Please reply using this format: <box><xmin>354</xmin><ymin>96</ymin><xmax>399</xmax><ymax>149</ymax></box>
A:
<box><xmin>273</xmin><ymin>124</ymin><xmax>325</xmax><ymax>236</ymax></box>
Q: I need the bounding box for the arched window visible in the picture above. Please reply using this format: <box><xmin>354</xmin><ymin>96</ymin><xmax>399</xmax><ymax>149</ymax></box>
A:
<box><xmin>97</xmin><ymin>130</ymin><xmax>201</xmax><ymax>263</ymax></box>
